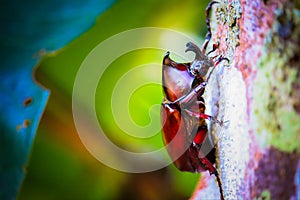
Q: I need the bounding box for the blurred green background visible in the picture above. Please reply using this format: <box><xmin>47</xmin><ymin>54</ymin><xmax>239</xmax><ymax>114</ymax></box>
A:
<box><xmin>17</xmin><ymin>0</ymin><xmax>211</xmax><ymax>199</ymax></box>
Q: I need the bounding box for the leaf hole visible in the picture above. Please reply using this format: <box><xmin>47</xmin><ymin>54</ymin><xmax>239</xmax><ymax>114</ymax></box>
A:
<box><xmin>23</xmin><ymin>97</ymin><xmax>33</xmax><ymax>107</ymax></box>
<box><xmin>23</xmin><ymin>119</ymin><xmax>31</xmax><ymax>128</ymax></box>
<box><xmin>16</xmin><ymin>124</ymin><xmax>22</xmax><ymax>132</ymax></box>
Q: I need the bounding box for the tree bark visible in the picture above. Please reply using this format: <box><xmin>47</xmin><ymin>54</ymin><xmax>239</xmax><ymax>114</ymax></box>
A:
<box><xmin>192</xmin><ymin>0</ymin><xmax>300</xmax><ymax>199</ymax></box>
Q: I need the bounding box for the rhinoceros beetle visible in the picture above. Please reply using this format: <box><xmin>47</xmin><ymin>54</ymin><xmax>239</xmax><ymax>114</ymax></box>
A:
<box><xmin>161</xmin><ymin>1</ymin><xmax>228</xmax><ymax>199</ymax></box>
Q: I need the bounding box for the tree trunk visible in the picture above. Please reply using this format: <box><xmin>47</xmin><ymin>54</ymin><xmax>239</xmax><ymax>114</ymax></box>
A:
<box><xmin>192</xmin><ymin>0</ymin><xmax>300</xmax><ymax>199</ymax></box>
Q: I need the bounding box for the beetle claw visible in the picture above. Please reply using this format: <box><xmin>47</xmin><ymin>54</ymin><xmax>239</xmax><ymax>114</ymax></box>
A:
<box><xmin>211</xmin><ymin>117</ymin><xmax>230</xmax><ymax>129</ymax></box>
<box><xmin>222</xmin><ymin>120</ymin><xmax>230</xmax><ymax>128</ymax></box>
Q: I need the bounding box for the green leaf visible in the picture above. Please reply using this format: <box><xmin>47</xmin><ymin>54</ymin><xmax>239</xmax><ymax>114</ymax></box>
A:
<box><xmin>0</xmin><ymin>69</ymin><xmax>49</xmax><ymax>200</ymax></box>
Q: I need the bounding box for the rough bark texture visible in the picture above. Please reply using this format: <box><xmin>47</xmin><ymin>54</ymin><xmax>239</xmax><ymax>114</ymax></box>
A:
<box><xmin>192</xmin><ymin>0</ymin><xmax>300</xmax><ymax>199</ymax></box>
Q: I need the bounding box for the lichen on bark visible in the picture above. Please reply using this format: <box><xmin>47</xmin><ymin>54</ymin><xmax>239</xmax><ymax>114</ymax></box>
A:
<box><xmin>254</xmin><ymin>3</ymin><xmax>300</xmax><ymax>153</ymax></box>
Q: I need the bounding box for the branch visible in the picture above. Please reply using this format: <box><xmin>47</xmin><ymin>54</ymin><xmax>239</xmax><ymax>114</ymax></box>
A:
<box><xmin>192</xmin><ymin>0</ymin><xmax>300</xmax><ymax>199</ymax></box>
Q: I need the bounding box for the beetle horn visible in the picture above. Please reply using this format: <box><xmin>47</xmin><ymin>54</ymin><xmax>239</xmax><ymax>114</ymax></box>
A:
<box><xmin>185</xmin><ymin>42</ymin><xmax>206</xmax><ymax>61</ymax></box>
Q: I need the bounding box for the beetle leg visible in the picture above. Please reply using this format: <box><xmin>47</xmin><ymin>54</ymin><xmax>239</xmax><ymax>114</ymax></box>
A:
<box><xmin>183</xmin><ymin>109</ymin><xmax>227</xmax><ymax>127</ymax></box>
<box><xmin>201</xmin><ymin>1</ymin><xmax>219</xmax><ymax>54</ymax></box>
<box><xmin>206</xmin><ymin>55</ymin><xmax>229</xmax><ymax>80</ymax></box>
<box><xmin>214</xmin><ymin>169</ymin><xmax>225</xmax><ymax>200</ymax></box>
<box><xmin>214</xmin><ymin>56</ymin><xmax>230</xmax><ymax>66</ymax></box>
<box><xmin>195</xmin><ymin>146</ymin><xmax>225</xmax><ymax>200</ymax></box>
<box><xmin>173</xmin><ymin>81</ymin><xmax>207</xmax><ymax>105</ymax></box>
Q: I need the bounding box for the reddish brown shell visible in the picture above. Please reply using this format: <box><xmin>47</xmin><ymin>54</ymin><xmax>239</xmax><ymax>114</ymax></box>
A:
<box><xmin>161</xmin><ymin>53</ymin><xmax>214</xmax><ymax>173</ymax></box>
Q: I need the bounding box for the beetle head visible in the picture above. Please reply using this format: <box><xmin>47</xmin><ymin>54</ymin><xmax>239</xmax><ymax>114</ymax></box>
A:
<box><xmin>185</xmin><ymin>42</ymin><xmax>213</xmax><ymax>78</ymax></box>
